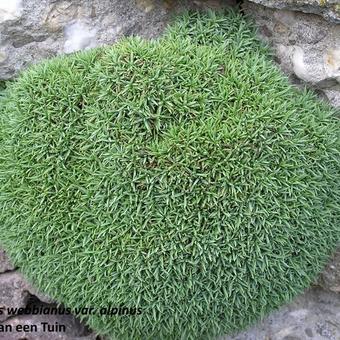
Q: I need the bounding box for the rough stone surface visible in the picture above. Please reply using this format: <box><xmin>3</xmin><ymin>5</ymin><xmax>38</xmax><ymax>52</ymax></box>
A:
<box><xmin>243</xmin><ymin>1</ymin><xmax>340</xmax><ymax>107</ymax></box>
<box><xmin>248</xmin><ymin>0</ymin><xmax>340</xmax><ymax>23</ymax></box>
<box><xmin>0</xmin><ymin>250</ymin><xmax>14</xmax><ymax>273</ymax></box>
<box><xmin>0</xmin><ymin>252</ymin><xmax>97</xmax><ymax>338</ymax></box>
<box><xmin>0</xmin><ymin>0</ymin><xmax>235</xmax><ymax>80</ymax></box>
<box><xmin>318</xmin><ymin>248</ymin><xmax>340</xmax><ymax>293</ymax></box>
<box><xmin>25</xmin><ymin>282</ymin><xmax>55</xmax><ymax>305</ymax></box>
<box><xmin>223</xmin><ymin>287</ymin><xmax>340</xmax><ymax>340</ymax></box>
<box><xmin>0</xmin><ymin>271</ymin><xmax>30</xmax><ymax>322</ymax></box>
<box><xmin>0</xmin><ymin>314</ymin><xmax>96</xmax><ymax>340</ymax></box>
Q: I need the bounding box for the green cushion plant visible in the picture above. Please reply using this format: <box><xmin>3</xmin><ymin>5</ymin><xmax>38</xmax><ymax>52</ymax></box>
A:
<box><xmin>0</xmin><ymin>10</ymin><xmax>339</xmax><ymax>340</ymax></box>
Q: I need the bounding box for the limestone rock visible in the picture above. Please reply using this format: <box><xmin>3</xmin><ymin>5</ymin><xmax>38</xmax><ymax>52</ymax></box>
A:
<box><xmin>0</xmin><ymin>271</ymin><xmax>30</xmax><ymax>322</ymax></box>
<box><xmin>247</xmin><ymin>0</ymin><xmax>340</xmax><ymax>23</ymax></box>
<box><xmin>0</xmin><ymin>254</ymin><xmax>95</xmax><ymax>337</ymax></box>
<box><xmin>25</xmin><ymin>283</ymin><xmax>55</xmax><ymax>305</ymax></box>
<box><xmin>0</xmin><ymin>0</ymin><xmax>235</xmax><ymax>80</ymax></box>
<box><xmin>1</xmin><ymin>310</ymin><xmax>96</xmax><ymax>340</ymax></box>
<box><xmin>0</xmin><ymin>0</ymin><xmax>23</xmax><ymax>22</ymax></box>
<box><xmin>243</xmin><ymin>1</ymin><xmax>340</xmax><ymax>107</ymax></box>
<box><xmin>223</xmin><ymin>287</ymin><xmax>340</xmax><ymax>340</ymax></box>
<box><xmin>0</xmin><ymin>250</ymin><xmax>14</xmax><ymax>273</ymax></box>
<box><xmin>318</xmin><ymin>248</ymin><xmax>340</xmax><ymax>293</ymax></box>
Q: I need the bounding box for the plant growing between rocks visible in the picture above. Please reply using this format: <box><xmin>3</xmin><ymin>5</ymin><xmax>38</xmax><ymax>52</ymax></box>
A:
<box><xmin>0</xmin><ymin>9</ymin><xmax>339</xmax><ymax>340</ymax></box>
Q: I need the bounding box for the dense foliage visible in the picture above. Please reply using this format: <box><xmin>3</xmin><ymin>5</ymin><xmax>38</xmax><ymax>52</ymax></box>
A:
<box><xmin>1</xmin><ymin>10</ymin><xmax>339</xmax><ymax>340</ymax></box>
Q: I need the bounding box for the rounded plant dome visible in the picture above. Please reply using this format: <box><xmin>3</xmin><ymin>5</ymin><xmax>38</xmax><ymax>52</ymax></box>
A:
<box><xmin>0</xmin><ymin>10</ymin><xmax>339</xmax><ymax>340</ymax></box>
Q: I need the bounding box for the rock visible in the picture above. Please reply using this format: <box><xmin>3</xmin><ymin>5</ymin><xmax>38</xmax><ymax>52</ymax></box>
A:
<box><xmin>0</xmin><ymin>271</ymin><xmax>30</xmax><ymax>322</ymax></box>
<box><xmin>243</xmin><ymin>1</ymin><xmax>340</xmax><ymax>107</ymax></box>
<box><xmin>0</xmin><ymin>0</ymin><xmax>23</xmax><ymax>22</ymax></box>
<box><xmin>0</xmin><ymin>270</ymin><xmax>56</xmax><ymax>321</ymax></box>
<box><xmin>64</xmin><ymin>21</ymin><xmax>97</xmax><ymax>53</ymax></box>
<box><xmin>247</xmin><ymin>0</ymin><xmax>340</xmax><ymax>23</ymax></box>
<box><xmin>222</xmin><ymin>287</ymin><xmax>340</xmax><ymax>340</ymax></box>
<box><xmin>318</xmin><ymin>248</ymin><xmax>340</xmax><ymax>293</ymax></box>
<box><xmin>0</xmin><ymin>0</ymin><xmax>235</xmax><ymax>80</ymax></box>
<box><xmin>0</xmin><ymin>247</ymin><xmax>54</xmax><ymax>302</ymax></box>
<box><xmin>25</xmin><ymin>283</ymin><xmax>55</xmax><ymax>305</ymax></box>
<box><xmin>0</xmin><ymin>250</ymin><xmax>14</xmax><ymax>273</ymax></box>
<box><xmin>0</xmin><ymin>270</ymin><xmax>95</xmax><ymax>338</ymax></box>
<box><xmin>0</xmin><ymin>309</ymin><xmax>96</xmax><ymax>340</ymax></box>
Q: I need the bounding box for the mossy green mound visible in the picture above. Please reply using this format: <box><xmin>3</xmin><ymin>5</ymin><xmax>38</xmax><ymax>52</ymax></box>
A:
<box><xmin>1</xmin><ymin>10</ymin><xmax>339</xmax><ymax>340</ymax></box>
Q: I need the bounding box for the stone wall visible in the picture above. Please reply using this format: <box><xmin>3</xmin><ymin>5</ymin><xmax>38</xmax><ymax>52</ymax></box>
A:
<box><xmin>248</xmin><ymin>0</ymin><xmax>340</xmax><ymax>23</ymax></box>
<box><xmin>244</xmin><ymin>1</ymin><xmax>340</xmax><ymax>107</ymax></box>
<box><xmin>1</xmin><ymin>1</ymin><xmax>339</xmax><ymax>105</ymax></box>
<box><xmin>0</xmin><ymin>0</ymin><xmax>234</xmax><ymax>80</ymax></box>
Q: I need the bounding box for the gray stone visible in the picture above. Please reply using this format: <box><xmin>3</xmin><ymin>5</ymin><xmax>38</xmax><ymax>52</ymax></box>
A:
<box><xmin>0</xmin><ymin>271</ymin><xmax>30</xmax><ymax>322</ymax></box>
<box><xmin>222</xmin><ymin>287</ymin><xmax>340</xmax><ymax>340</ymax></box>
<box><xmin>25</xmin><ymin>282</ymin><xmax>55</xmax><ymax>305</ymax></box>
<box><xmin>318</xmin><ymin>248</ymin><xmax>340</xmax><ymax>293</ymax></box>
<box><xmin>0</xmin><ymin>312</ymin><xmax>96</xmax><ymax>340</ymax></box>
<box><xmin>0</xmin><ymin>250</ymin><xmax>14</xmax><ymax>273</ymax></box>
<box><xmin>0</xmin><ymin>270</ymin><xmax>95</xmax><ymax>338</ymax></box>
<box><xmin>247</xmin><ymin>0</ymin><xmax>340</xmax><ymax>23</ymax></box>
<box><xmin>0</xmin><ymin>247</ymin><xmax>54</xmax><ymax>304</ymax></box>
<box><xmin>0</xmin><ymin>270</ymin><xmax>56</xmax><ymax>322</ymax></box>
<box><xmin>1</xmin><ymin>0</ymin><xmax>339</xmax><ymax>107</ymax></box>
<box><xmin>243</xmin><ymin>1</ymin><xmax>340</xmax><ymax>107</ymax></box>
<box><xmin>0</xmin><ymin>0</ymin><xmax>235</xmax><ymax>80</ymax></box>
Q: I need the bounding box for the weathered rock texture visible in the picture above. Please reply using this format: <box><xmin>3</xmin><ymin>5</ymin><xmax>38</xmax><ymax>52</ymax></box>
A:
<box><xmin>0</xmin><ymin>271</ymin><xmax>30</xmax><ymax>322</ymax></box>
<box><xmin>1</xmin><ymin>312</ymin><xmax>96</xmax><ymax>340</ymax></box>
<box><xmin>224</xmin><ymin>287</ymin><xmax>340</xmax><ymax>340</ymax></box>
<box><xmin>0</xmin><ymin>250</ymin><xmax>14</xmax><ymax>273</ymax></box>
<box><xmin>319</xmin><ymin>249</ymin><xmax>340</xmax><ymax>293</ymax></box>
<box><xmin>0</xmin><ymin>0</ymin><xmax>235</xmax><ymax>80</ymax></box>
<box><xmin>0</xmin><ymin>249</ymin><xmax>97</xmax><ymax>339</ymax></box>
<box><xmin>248</xmin><ymin>0</ymin><xmax>340</xmax><ymax>23</ymax></box>
<box><xmin>243</xmin><ymin>1</ymin><xmax>340</xmax><ymax>107</ymax></box>
<box><xmin>1</xmin><ymin>0</ymin><xmax>339</xmax><ymax>106</ymax></box>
